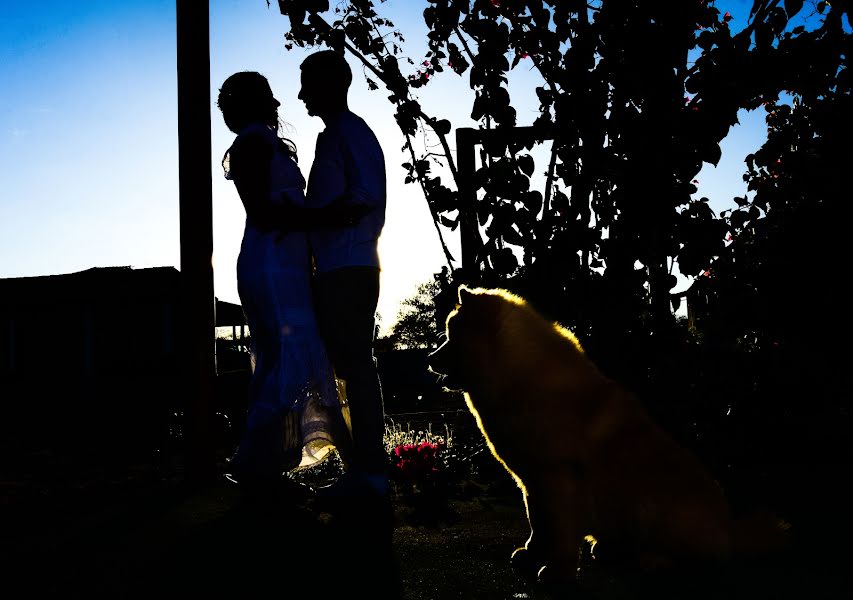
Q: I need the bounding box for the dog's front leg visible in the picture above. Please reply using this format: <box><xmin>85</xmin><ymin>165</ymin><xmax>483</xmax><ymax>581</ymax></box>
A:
<box><xmin>515</xmin><ymin>472</ymin><xmax>592</xmax><ymax>587</ymax></box>
<box><xmin>510</xmin><ymin>488</ymin><xmax>547</xmax><ymax>579</ymax></box>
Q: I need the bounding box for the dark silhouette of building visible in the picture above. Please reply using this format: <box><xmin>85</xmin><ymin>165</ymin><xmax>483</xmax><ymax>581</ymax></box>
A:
<box><xmin>0</xmin><ymin>266</ymin><xmax>246</xmax><ymax>456</ymax></box>
<box><xmin>0</xmin><ymin>265</ymin><xmax>453</xmax><ymax>457</ymax></box>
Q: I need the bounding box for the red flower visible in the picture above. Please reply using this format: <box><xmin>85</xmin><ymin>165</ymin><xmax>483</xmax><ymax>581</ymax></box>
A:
<box><xmin>723</xmin><ymin>11</ymin><xmax>733</xmax><ymax>22</ymax></box>
<box><xmin>391</xmin><ymin>440</ymin><xmax>445</xmax><ymax>481</ymax></box>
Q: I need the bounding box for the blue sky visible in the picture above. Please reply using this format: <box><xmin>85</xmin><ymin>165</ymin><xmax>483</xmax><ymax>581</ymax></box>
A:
<box><xmin>1</xmin><ymin>0</ymin><xmax>767</xmax><ymax>332</ymax></box>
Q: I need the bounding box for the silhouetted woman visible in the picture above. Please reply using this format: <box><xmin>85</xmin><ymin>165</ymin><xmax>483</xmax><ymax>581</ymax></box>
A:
<box><xmin>216</xmin><ymin>71</ymin><xmax>355</xmax><ymax>497</ymax></box>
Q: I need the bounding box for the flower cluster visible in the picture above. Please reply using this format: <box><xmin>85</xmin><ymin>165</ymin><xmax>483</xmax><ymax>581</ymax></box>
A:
<box><xmin>391</xmin><ymin>440</ymin><xmax>445</xmax><ymax>483</ymax></box>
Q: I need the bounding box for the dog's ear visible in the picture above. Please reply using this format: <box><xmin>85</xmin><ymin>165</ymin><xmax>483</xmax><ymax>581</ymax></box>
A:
<box><xmin>458</xmin><ymin>285</ymin><xmax>475</xmax><ymax>304</ymax></box>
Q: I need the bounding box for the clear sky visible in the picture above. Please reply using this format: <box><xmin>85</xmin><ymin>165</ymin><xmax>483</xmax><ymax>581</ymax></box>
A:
<box><xmin>1</xmin><ymin>0</ymin><xmax>766</xmax><ymax>334</ymax></box>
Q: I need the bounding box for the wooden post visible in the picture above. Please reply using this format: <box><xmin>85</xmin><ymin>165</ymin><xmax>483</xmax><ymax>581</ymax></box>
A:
<box><xmin>176</xmin><ymin>0</ymin><xmax>216</xmax><ymax>483</ymax></box>
<box><xmin>455</xmin><ymin>128</ymin><xmax>480</xmax><ymax>284</ymax></box>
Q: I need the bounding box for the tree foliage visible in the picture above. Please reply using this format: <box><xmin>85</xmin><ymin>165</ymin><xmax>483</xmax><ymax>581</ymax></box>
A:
<box><xmin>274</xmin><ymin>0</ymin><xmax>848</xmax><ymax>375</ymax></box>
<box><xmin>694</xmin><ymin>2</ymin><xmax>849</xmax><ymax>342</ymax></box>
<box><xmin>276</xmin><ymin>0</ymin><xmax>844</xmax><ymax>318</ymax></box>
<box><xmin>687</xmin><ymin>3</ymin><xmax>850</xmax><ymax>430</ymax></box>
<box><xmin>380</xmin><ymin>269</ymin><xmax>448</xmax><ymax>350</ymax></box>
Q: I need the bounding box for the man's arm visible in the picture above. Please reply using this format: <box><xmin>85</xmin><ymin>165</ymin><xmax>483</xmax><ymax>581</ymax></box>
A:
<box><xmin>338</xmin><ymin>123</ymin><xmax>386</xmax><ymax>210</ymax></box>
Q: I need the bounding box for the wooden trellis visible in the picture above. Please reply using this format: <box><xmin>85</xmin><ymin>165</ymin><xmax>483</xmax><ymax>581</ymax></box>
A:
<box><xmin>455</xmin><ymin>125</ymin><xmax>546</xmax><ymax>283</ymax></box>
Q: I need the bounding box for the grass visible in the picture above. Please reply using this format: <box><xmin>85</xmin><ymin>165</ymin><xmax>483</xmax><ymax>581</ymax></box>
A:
<box><xmin>383</xmin><ymin>418</ymin><xmax>453</xmax><ymax>452</ymax></box>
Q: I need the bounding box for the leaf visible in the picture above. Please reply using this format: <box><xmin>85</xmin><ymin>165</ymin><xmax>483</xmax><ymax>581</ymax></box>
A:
<box><xmin>749</xmin><ymin>0</ymin><xmax>764</xmax><ymax>21</ymax></box>
<box><xmin>471</xmin><ymin>94</ymin><xmax>486</xmax><ymax>121</ymax></box>
<box><xmin>490</xmin><ymin>247</ymin><xmax>518</xmax><ymax>275</ymax></box>
<box><xmin>477</xmin><ymin>205</ymin><xmax>490</xmax><ymax>227</ymax></box>
<box><xmin>665</xmin><ymin>274</ymin><xmax>679</xmax><ymax>291</ymax></box>
<box><xmin>502</xmin><ymin>226</ymin><xmax>525</xmax><ymax>247</ymax></box>
<box><xmin>784</xmin><ymin>0</ymin><xmax>803</xmax><ymax>18</ymax></box>
<box><xmin>439</xmin><ymin>215</ymin><xmax>459</xmax><ymax>230</ymax></box>
<box><xmin>433</xmin><ymin>119</ymin><xmax>452</xmax><ymax>136</ymax></box>
<box><xmin>730</xmin><ymin>210</ymin><xmax>747</xmax><ymax>231</ymax></box>
<box><xmin>702</xmin><ymin>142</ymin><xmax>722</xmax><ymax>166</ymax></box>
<box><xmin>697</xmin><ymin>30</ymin><xmax>715</xmax><ymax>51</ymax></box>
<box><xmin>517</xmin><ymin>154</ymin><xmax>535</xmax><ymax>177</ymax></box>
<box><xmin>755</xmin><ymin>20</ymin><xmax>774</xmax><ymax>48</ymax></box>
<box><xmin>522</xmin><ymin>191</ymin><xmax>543</xmax><ymax>215</ymax></box>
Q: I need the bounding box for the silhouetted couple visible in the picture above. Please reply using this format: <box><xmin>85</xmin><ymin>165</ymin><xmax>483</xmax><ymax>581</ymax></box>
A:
<box><xmin>217</xmin><ymin>51</ymin><xmax>389</xmax><ymax>507</ymax></box>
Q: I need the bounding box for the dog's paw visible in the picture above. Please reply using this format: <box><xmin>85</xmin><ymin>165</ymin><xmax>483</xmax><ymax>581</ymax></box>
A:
<box><xmin>510</xmin><ymin>546</ymin><xmax>543</xmax><ymax>579</ymax></box>
<box><xmin>535</xmin><ymin>565</ymin><xmax>584</xmax><ymax>598</ymax></box>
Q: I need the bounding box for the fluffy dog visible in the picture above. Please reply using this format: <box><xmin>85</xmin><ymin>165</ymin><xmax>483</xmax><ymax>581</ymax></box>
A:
<box><xmin>428</xmin><ymin>285</ymin><xmax>788</xmax><ymax>585</ymax></box>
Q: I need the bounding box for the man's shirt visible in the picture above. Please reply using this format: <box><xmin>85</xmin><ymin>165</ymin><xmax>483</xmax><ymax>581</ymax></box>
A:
<box><xmin>306</xmin><ymin>110</ymin><xmax>386</xmax><ymax>273</ymax></box>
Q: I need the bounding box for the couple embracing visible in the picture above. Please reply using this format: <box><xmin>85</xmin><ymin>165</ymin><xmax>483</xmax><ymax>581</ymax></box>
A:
<box><xmin>217</xmin><ymin>50</ymin><xmax>389</xmax><ymax>503</ymax></box>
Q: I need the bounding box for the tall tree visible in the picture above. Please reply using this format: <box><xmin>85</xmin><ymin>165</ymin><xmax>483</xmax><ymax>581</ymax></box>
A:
<box><xmin>381</xmin><ymin>271</ymin><xmax>447</xmax><ymax>350</ymax></box>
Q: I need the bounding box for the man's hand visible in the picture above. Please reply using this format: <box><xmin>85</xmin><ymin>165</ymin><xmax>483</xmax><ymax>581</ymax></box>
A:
<box><xmin>334</xmin><ymin>202</ymin><xmax>371</xmax><ymax>227</ymax></box>
<box><xmin>319</xmin><ymin>192</ymin><xmax>370</xmax><ymax>228</ymax></box>
<box><xmin>277</xmin><ymin>192</ymin><xmax>371</xmax><ymax>232</ymax></box>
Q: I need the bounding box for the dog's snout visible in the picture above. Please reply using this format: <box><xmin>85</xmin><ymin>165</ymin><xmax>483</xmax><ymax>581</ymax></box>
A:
<box><xmin>427</xmin><ymin>341</ymin><xmax>449</xmax><ymax>374</ymax></box>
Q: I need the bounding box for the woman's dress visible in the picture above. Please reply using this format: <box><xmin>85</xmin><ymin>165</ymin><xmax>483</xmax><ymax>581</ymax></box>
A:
<box><xmin>225</xmin><ymin>122</ymin><xmax>349</xmax><ymax>478</ymax></box>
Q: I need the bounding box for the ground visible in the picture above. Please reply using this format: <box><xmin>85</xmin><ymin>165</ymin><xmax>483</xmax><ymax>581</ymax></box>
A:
<box><xmin>3</xmin><ymin>437</ymin><xmax>852</xmax><ymax>599</ymax></box>
<box><xmin>1</xmin><ymin>449</ymin><xmax>537</xmax><ymax>599</ymax></box>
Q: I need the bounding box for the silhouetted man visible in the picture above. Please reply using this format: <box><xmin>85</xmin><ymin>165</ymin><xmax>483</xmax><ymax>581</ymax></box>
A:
<box><xmin>299</xmin><ymin>49</ymin><xmax>389</xmax><ymax>499</ymax></box>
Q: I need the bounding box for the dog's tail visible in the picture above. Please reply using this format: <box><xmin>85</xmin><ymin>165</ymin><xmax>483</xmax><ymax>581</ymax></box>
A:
<box><xmin>731</xmin><ymin>511</ymin><xmax>792</xmax><ymax>559</ymax></box>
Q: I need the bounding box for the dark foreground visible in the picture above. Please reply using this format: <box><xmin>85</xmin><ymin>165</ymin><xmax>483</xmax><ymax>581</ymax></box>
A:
<box><xmin>3</xmin><ymin>451</ymin><xmax>852</xmax><ymax>600</ymax></box>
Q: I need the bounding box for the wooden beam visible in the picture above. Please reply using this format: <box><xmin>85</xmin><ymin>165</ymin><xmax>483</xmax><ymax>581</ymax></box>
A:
<box><xmin>176</xmin><ymin>0</ymin><xmax>215</xmax><ymax>483</ymax></box>
<box><xmin>455</xmin><ymin>128</ymin><xmax>480</xmax><ymax>283</ymax></box>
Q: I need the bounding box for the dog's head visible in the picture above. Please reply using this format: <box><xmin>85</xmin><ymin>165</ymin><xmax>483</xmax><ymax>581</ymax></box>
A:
<box><xmin>427</xmin><ymin>285</ymin><xmax>508</xmax><ymax>391</ymax></box>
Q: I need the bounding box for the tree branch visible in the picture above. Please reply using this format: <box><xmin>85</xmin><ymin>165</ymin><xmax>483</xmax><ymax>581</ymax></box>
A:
<box><xmin>405</xmin><ymin>139</ymin><xmax>457</xmax><ymax>270</ymax></box>
<box><xmin>417</xmin><ymin>111</ymin><xmax>459</xmax><ymax>182</ymax></box>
